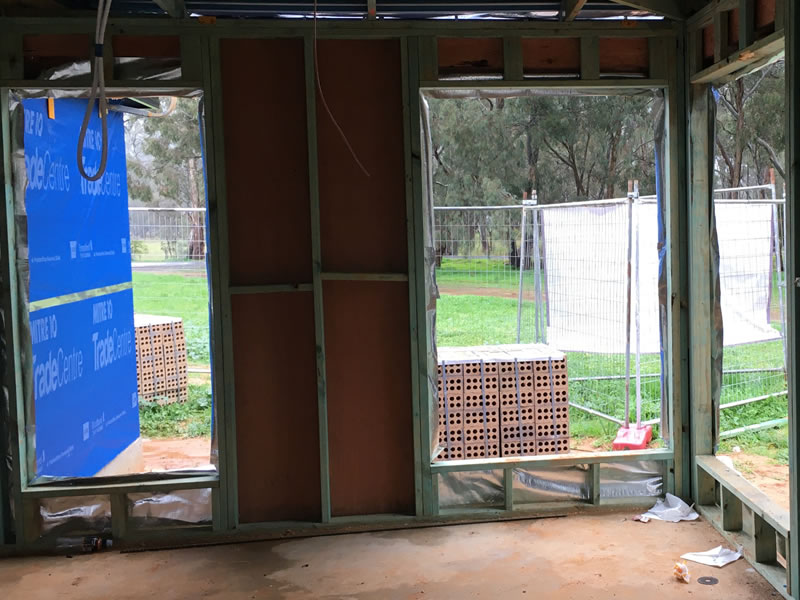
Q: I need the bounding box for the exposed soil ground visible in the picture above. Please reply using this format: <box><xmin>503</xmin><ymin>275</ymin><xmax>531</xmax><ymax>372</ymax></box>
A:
<box><xmin>438</xmin><ymin>284</ymin><xmax>538</xmax><ymax>300</ymax></box>
<box><xmin>717</xmin><ymin>451</ymin><xmax>790</xmax><ymax>512</ymax></box>
<box><xmin>142</xmin><ymin>437</ymin><xmax>212</xmax><ymax>471</ymax></box>
<box><xmin>0</xmin><ymin>512</ymin><xmax>780</xmax><ymax>599</ymax></box>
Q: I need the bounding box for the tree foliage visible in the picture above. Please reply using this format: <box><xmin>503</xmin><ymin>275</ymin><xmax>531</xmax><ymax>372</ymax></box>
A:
<box><xmin>715</xmin><ymin>60</ymin><xmax>785</xmax><ymax>191</ymax></box>
<box><xmin>124</xmin><ymin>97</ymin><xmax>206</xmax><ymax>259</ymax></box>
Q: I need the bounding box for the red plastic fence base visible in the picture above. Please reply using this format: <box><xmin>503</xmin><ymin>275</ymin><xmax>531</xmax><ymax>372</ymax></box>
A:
<box><xmin>612</xmin><ymin>425</ymin><xmax>653</xmax><ymax>450</ymax></box>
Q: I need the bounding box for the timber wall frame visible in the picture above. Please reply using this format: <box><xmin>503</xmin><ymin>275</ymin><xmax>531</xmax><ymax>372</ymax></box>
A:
<box><xmin>0</xmin><ymin>8</ymin><xmax>788</xmax><ymax>599</ymax></box>
<box><xmin>684</xmin><ymin>1</ymin><xmax>793</xmax><ymax>598</ymax></box>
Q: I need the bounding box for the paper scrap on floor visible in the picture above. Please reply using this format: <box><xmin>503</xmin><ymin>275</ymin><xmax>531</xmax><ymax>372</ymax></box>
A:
<box><xmin>639</xmin><ymin>493</ymin><xmax>699</xmax><ymax>522</ymax></box>
<box><xmin>681</xmin><ymin>545</ymin><xmax>743</xmax><ymax>567</ymax></box>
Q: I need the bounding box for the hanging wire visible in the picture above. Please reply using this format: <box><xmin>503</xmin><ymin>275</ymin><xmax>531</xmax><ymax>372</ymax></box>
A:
<box><xmin>76</xmin><ymin>0</ymin><xmax>113</xmax><ymax>181</ymax></box>
<box><xmin>312</xmin><ymin>0</ymin><xmax>371</xmax><ymax>178</ymax></box>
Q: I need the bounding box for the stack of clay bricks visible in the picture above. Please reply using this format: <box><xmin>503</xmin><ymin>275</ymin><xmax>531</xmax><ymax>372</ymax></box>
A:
<box><xmin>436</xmin><ymin>344</ymin><xmax>568</xmax><ymax>461</ymax></box>
<box><xmin>134</xmin><ymin>314</ymin><xmax>188</xmax><ymax>405</ymax></box>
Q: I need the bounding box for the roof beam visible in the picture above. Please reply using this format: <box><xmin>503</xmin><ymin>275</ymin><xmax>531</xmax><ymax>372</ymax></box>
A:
<box><xmin>562</xmin><ymin>0</ymin><xmax>589</xmax><ymax>21</ymax></box>
<box><xmin>607</xmin><ymin>0</ymin><xmax>686</xmax><ymax>20</ymax></box>
<box><xmin>152</xmin><ymin>0</ymin><xmax>187</xmax><ymax>18</ymax></box>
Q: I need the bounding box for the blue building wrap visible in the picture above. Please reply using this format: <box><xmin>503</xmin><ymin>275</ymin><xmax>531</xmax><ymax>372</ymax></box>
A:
<box><xmin>23</xmin><ymin>99</ymin><xmax>140</xmax><ymax>478</ymax></box>
<box><xmin>23</xmin><ymin>99</ymin><xmax>132</xmax><ymax>302</ymax></box>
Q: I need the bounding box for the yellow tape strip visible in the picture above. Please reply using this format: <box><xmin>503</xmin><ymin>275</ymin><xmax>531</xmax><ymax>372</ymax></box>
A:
<box><xmin>29</xmin><ymin>281</ymin><xmax>133</xmax><ymax>312</ymax></box>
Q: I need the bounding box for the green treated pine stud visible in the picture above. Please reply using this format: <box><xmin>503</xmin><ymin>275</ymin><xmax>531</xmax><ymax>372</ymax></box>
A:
<box><xmin>753</xmin><ymin>512</ymin><xmax>778</xmax><ymax>564</ymax></box>
<box><xmin>720</xmin><ymin>487</ymin><xmax>743</xmax><ymax>531</ymax></box>
<box><xmin>304</xmin><ymin>35</ymin><xmax>332</xmax><ymax>525</ymax></box>
<box><xmin>203</xmin><ymin>33</ymin><xmax>237</xmax><ymax>531</ymax></box>
<box><xmin>504</xmin><ymin>468</ymin><xmax>514</xmax><ymax>511</ymax></box>
<box><xmin>401</xmin><ymin>36</ymin><xmax>425</xmax><ymax>519</ymax></box>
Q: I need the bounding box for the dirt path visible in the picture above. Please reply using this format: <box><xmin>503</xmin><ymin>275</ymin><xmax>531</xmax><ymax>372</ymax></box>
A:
<box><xmin>438</xmin><ymin>284</ymin><xmax>542</xmax><ymax>301</ymax></box>
<box><xmin>142</xmin><ymin>436</ymin><xmax>212</xmax><ymax>471</ymax></box>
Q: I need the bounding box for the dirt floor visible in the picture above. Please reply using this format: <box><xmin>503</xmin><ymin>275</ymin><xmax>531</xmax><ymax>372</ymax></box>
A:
<box><xmin>142</xmin><ymin>437</ymin><xmax>212</xmax><ymax>471</ymax></box>
<box><xmin>717</xmin><ymin>451</ymin><xmax>790</xmax><ymax>512</ymax></box>
<box><xmin>0</xmin><ymin>512</ymin><xmax>781</xmax><ymax>599</ymax></box>
<box><xmin>438</xmin><ymin>284</ymin><xmax>534</xmax><ymax>300</ymax></box>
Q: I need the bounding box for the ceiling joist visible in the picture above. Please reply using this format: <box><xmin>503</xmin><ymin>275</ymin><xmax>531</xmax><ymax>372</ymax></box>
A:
<box><xmin>562</xmin><ymin>0</ymin><xmax>589</xmax><ymax>21</ymax></box>
<box><xmin>606</xmin><ymin>0</ymin><xmax>686</xmax><ymax>20</ymax></box>
<box><xmin>152</xmin><ymin>0</ymin><xmax>186</xmax><ymax>18</ymax></box>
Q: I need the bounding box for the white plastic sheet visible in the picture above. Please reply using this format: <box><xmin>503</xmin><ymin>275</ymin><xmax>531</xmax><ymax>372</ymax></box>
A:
<box><xmin>681</xmin><ymin>545</ymin><xmax>743</xmax><ymax>567</ymax></box>
<box><xmin>640</xmin><ymin>493</ymin><xmax>699</xmax><ymax>522</ymax></box>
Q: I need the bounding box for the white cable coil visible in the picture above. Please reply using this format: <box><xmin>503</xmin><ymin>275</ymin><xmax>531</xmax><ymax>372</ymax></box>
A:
<box><xmin>76</xmin><ymin>0</ymin><xmax>112</xmax><ymax>182</ymax></box>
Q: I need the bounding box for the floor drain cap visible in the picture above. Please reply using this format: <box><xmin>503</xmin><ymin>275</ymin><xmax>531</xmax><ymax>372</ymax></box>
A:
<box><xmin>698</xmin><ymin>577</ymin><xmax>719</xmax><ymax>586</ymax></box>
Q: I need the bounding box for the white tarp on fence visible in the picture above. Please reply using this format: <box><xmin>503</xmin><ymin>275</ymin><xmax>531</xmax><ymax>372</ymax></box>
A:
<box><xmin>542</xmin><ymin>201</ymin><xmax>778</xmax><ymax>354</ymax></box>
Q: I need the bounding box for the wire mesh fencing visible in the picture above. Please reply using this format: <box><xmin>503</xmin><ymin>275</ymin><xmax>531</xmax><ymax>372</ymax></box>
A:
<box><xmin>714</xmin><ymin>185</ymin><xmax>788</xmax><ymax>439</ymax></box>
<box><xmin>129</xmin><ymin>207</ymin><xmax>210</xmax><ymax>372</ymax></box>
<box><xmin>434</xmin><ymin>195</ymin><xmax>662</xmax><ymax>447</ymax></box>
<box><xmin>434</xmin><ymin>185</ymin><xmax>789</xmax><ymax>448</ymax></box>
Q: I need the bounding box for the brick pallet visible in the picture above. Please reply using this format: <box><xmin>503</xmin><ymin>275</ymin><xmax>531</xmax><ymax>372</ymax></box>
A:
<box><xmin>435</xmin><ymin>344</ymin><xmax>569</xmax><ymax>461</ymax></box>
<box><xmin>134</xmin><ymin>314</ymin><xmax>189</xmax><ymax>405</ymax></box>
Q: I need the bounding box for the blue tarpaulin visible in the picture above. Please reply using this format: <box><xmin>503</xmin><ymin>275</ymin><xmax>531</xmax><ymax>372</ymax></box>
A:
<box><xmin>23</xmin><ymin>98</ymin><xmax>140</xmax><ymax>478</ymax></box>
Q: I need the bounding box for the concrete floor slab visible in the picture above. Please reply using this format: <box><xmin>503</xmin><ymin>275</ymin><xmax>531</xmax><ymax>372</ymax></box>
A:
<box><xmin>0</xmin><ymin>512</ymin><xmax>783</xmax><ymax>599</ymax></box>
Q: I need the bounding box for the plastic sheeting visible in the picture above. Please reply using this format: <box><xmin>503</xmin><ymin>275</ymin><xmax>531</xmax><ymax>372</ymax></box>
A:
<box><xmin>128</xmin><ymin>488</ymin><xmax>212</xmax><ymax>527</ymax></box>
<box><xmin>438</xmin><ymin>461</ymin><xmax>663</xmax><ymax>508</ymax></box>
<box><xmin>39</xmin><ymin>495</ymin><xmax>111</xmax><ymax>536</ymax></box>
<box><xmin>420</xmin><ymin>94</ymin><xmax>441</xmax><ymax>460</ymax></box>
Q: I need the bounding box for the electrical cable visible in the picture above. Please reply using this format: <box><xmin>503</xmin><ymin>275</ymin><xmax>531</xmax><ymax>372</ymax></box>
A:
<box><xmin>76</xmin><ymin>0</ymin><xmax>113</xmax><ymax>182</ymax></box>
<box><xmin>312</xmin><ymin>0</ymin><xmax>370</xmax><ymax>178</ymax></box>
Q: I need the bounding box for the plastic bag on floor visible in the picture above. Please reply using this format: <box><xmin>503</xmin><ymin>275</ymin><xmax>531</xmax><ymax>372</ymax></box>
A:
<box><xmin>640</xmin><ymin>493</ymin><xmax>699</xmax><ymax>522</ymax></box>
<box><xmin>681</xmin><ymin>545</ymin><xmax>742</xmax><ymax>567</ymax></box>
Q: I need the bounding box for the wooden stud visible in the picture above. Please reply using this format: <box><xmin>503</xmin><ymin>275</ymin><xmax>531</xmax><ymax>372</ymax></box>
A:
<box><xmin>21</xmin><ymin>498</ymin><xmax>39</xmax><ymax>544</ymax></box>
<box><xmin>696</xmin><ymin>465</ymin><xmax>717</xmax><ymax>506</ymax></box>
<box><xmin>504</xmin><ymin>468</ymin><xmax>514</xmax><ymax>511</ymax></box>
<box><xmin>503</xmin><ymin>35</ymin><xmax>523</xmax><ymax>81</ymax></box>
<box><xmin>304</xmin><ymin>35</ymin><xmax>332</xmax><ymax>524</ymax></box>
<box><xmin>738</xmin><ymin>0</ymin><xmax>756</xmax><ymax>48</ymax></box>
<box><xmin>590</xmin><ymin>463</ymin><xmax>601</xmax><ymax>504</ymax></box>
<box><xmin>320</xmin><ymin>272</ymin><xmax>408</xmax><ymax>282</ymax></box>
<box><xmin>648</xmin><ymin>37</ymin><xmax>667</xmax><ymax>80</ymax></box>
<box><xmin>713</xmin><ymin>11</ymin><xmax>730</xmax><ymax>62</ymax></box>
<box><xmin>0</xmin><ymin>87</ymin><xmax>30</xmax><ymax>545</ymax></box>
<box><xmin>775</xmin><ymin>0</ymin><xmax>785</xmax><ymax>32</ymax></box>
<box><xmin>665</xmin><ymin>32</ymin><xmax>690</xmax><ymax>499</ymax></box>
<box><xmin>419</xmin><ymin>36</ymin><xmax>438</xmax><ymax>81</ymax></box>
<box><xmin>754</xmin><ymin>512</ymin><xmax>778</xmax><ymax>564</ymax></box>
<box><xmin>203</xmin><ymin>35</ymin><xmax>237</xmax><ymax>531</ymax></box>
<box><xmin>110</xmin><ymin>493</ymin><xmax>128</xmax><ymax>540</ymax></box>
<box><xmin>688</xmin><ymin>81</ymin><xmax>715</xmax><ymax>505</ymax></box>
<box><xmin>229</xmin><ymin>283</ymin><xmax>313</xmax><ymax>294</ymax></box>
<box><xmin>786</xmin><ymin>0</ymin><xmax>799</xmax><ymax>590</ymax></box>
<box><xmin>721</xmin><ymin>487</ymin><xmax>743</xmax><ymax>531</ymax></box>
<box><xmin>402</xmin><ymin>38</ymin><xmax>424</xmax><ymax>519</ymax></box>
<box><xmin>180</xmin><ymin>34</ymin><xmax>203</xmax><ymax>82</ymax></box>
<box><xmin>580</xmin><ymin>36</ymin><xmax>599</xmax><ymax>80</ymax></box>
<box><xmin>0</xmin><ymin>32</ymin><xmax>22</xmax><ymax>80</ymax></box>
<box><xmin>431</xmin><ymin>448</ymin><xmax>674</xmax><ymax>474</ymax></box>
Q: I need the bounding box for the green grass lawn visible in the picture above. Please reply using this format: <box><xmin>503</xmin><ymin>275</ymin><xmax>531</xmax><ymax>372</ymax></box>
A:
<box><xmin>132</xmin><ymin>271</ymin><xmax>210</xmax><ymax>365</ymax></box>
<box><xmin>139</xmin><ymin>383</ymin><xmax>212</xmax><ymax>438</ymax></box>
<box><xmin>436</xmin><ymin>257</ymin><xmax>539</xmax><ymax>291</ymax></box>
